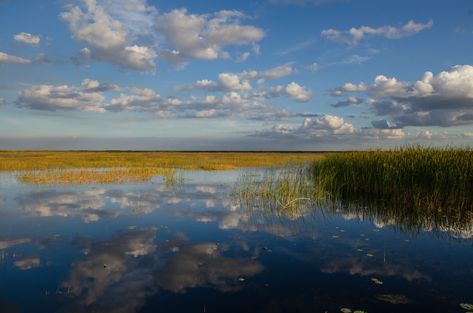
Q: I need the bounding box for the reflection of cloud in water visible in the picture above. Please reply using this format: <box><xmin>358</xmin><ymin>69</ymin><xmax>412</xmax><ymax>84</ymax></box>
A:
<box><xmin>62</xmin><ymin>229</ymin><xmax>158</xmax><ymax>312</ymax></box>
<box><xmin>14</xmin><ymin>256</ymin><xmax>40</xmax><ymax>270</ymax></box>
<box><xmin>178</xmin><ymin>209</ymin><xmax>296</xmax><ymax>238</ymax></box>
<box><xmin>156</xmin><ymin>242</ymin><xmax>263</xmax><ymax>293</ymax></box>
<box><xmin>17</xmin><ymin>183</ymin><xmax>235</xmax><ymax>223</ymax></box>
<box><xmin>341</xmin><ymin>210</ymin><xmax>473</xmax><ymax>239</ymax></box>
<box><xmin>196</xmin><ymin>185</ymin><xmax>217</xmax><ymax>194</ymax></box>
<box><xmin>61</xmin><ymin>229</ymin><xmax>262</xmax><ymax>313</ymax></box>
<box><xmin>0</xmin><ymin>238</ymin><xmax>32</xmax><ymax>250</ymax></box>
<box><xmin>19</xmin><ymin>189</ymin><xmax>112</xmax><ymax>223</ymax></box>
<box><xmin>320</xmin><ymin>256</ymin><xmax>431</xmax><ymax>282</ymax></box>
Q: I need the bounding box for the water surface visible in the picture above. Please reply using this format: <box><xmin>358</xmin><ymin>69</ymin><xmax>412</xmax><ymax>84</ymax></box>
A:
<box><xmin>0</xmin><ymin>170</ymin><xmax>472</xmax><ymax>313</ymax></box>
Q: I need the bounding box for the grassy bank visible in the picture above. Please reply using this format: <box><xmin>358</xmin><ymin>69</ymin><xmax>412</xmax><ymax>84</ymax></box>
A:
<box><xmin>0</xmin><ymin>151</ymin><xmax>327</xmax><ymax>172</ymax></box>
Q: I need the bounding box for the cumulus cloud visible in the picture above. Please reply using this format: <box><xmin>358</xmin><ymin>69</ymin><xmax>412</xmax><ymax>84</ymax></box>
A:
<box><xmin>18</xmin><ymin>81</ymin><xmax>107</xmax><ymax>112</ymax></box>
<box><xmin>183</xmin><ymin>65</ymin><xmax>296</xmax><ymax>92</ymax></box>
<box><xmin>60</xmin><ymin>0</ymin><xmax>158</xmax><ymax>72</ymax></box>
<box><xmin>270</xmin><ymin>82</ymin><xmax>312</xmax><ymax>102</ymax></box>
<box><xmin>15</xmin><ymin>79</ymin><xmax>275</xmax><ymax>119</ymax></box>
<box><xmin>322</xmin><ymin>20</ymin><xmax>433</xmax><ymax>45</ymax></box>
<box><xmin>14</xmin><ymin>32</ymin><xmax>40</xmax><ymax>46</ymax></box>
<box><xmin>331</xmin><ymin>65</ymin><xmax>473</xmax><ymax>128</ymax></box>
<box><xmin>0</xmin><ymin>51</ymin><xmax>32</xmax><ymax>64</ymax></box>
<box><xmin>157</xmin><ymin>9</ymin><xmax>265</xmax><ymax>61</ymax></box>
<box><xmin>255</xmin><ymin>114</ymin><xmax>406</xmax><ymax>141</ymax></box>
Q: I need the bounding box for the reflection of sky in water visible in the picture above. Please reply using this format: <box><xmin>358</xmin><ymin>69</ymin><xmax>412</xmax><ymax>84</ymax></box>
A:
<box><xmin>0</xmin><ymin>171</ymin><xmax>472</xmax><ymax>313</ymax></box>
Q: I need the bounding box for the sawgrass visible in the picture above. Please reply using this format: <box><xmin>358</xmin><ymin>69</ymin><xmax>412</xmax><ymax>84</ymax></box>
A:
<box><xmin>0</xmin><ymin>151</ymin><xmax>327</xmax><ymax>172</ymax></box>
<box><xmin>17</xmin><ymin>168</ymin><xmax>181</xmax><ymax>186</ymax></box>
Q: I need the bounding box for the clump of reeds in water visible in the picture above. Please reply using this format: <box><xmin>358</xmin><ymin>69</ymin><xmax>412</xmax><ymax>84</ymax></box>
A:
<box><xmin>18</xmin><ymin>167</ymin><xmax>182</xmax><ymax>187</ymax></box>
<box><xmin>309</xmin><ymin>146</ymin><xmax>473</xmax><ymax>233</ymax></box>
<box><xmin>235</xmin><ymin>166</ymin><xmax>315</xmax><ymax>219</ymax></box>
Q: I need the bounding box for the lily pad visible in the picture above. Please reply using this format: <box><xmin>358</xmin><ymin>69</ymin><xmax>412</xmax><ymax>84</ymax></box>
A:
<box><xmin>377</xmin><ymin>294</ymin><xmax>410</xmax><ymax>304</ymax></box>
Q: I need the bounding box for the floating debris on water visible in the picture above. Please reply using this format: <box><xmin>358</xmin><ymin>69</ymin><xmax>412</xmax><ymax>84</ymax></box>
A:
<box><xmin>460</xmin><ymin>303</ymin><xmax>473</xmax><ymax>311</ymax></box>
<box><xmin>238</xmin><ymin>277</ymin><xmax>245</xmax><ymax>282</ymax></box>
<box><xmin>356</xmin><ymin>248</ymin><xmax>363</xmax><ymax>252</ymax></box>
<box><xmin>128</xmin><ymin>225</ymin><xmax>137</xmax><ymax>230</ymax></box>
<box><xmin>332</xmin><ymin>235</ymin><xmax>340</xmax><ymax>239</ymax></box>
<box><xmin>366</xmin><ymin>253</ymin><xmax>374</xmax><ymax>257</ymax></box>
<box><xmin>371</xmin><ymin>277</ymin><xmax>383</xmax><ymax>285</ymax></box>
<box><xmin>377</xmin><ymin>294</ymin><xmax>410</xmax><ymax>304</ymax></box>
<box><xmin>340</xmin><ymin>308</ymin><xmax>352</xmax><ymax>313</ymax></box>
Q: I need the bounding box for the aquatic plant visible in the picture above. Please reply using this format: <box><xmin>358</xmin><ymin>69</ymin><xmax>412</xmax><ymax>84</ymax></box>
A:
<box><xmin>309</xmin><ymin>146</ymin><xmax>473</xmax><ymax>232</ymax></box>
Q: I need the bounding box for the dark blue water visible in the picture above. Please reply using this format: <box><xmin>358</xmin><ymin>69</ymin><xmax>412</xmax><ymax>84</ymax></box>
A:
<box><xmin>0</xmin><ymin>171</ymin><xmax>472</xmax><ymax>313</ymax></box>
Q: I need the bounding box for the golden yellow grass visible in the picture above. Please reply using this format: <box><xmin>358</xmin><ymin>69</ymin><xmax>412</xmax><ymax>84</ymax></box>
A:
<box><xmin>0</xmin><ymin>151</ymin><xmax>328</xmax><ymax>172</ymax></box>
<box><xmin>17</xmin><ymin>168</ymin><xmax>177</xmax><ymax>185</ymax></box>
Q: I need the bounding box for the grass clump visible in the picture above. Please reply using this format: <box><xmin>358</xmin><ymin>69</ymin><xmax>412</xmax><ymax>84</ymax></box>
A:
<box><xmin>310</xmin><ymin>146</ymin><xmax>473</xmax><ymax>210</ymax></box>
<box><xmin>235</xmin><ymin>166</ymin><xmax>314</xmax><ymax>219</ymax></box>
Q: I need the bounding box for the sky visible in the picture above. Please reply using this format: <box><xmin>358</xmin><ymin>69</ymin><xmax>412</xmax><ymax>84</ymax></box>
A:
<box><xmin>1</xmin><ymin>0</ymin><xmax>473</xmax><ymax>150</ymax></box>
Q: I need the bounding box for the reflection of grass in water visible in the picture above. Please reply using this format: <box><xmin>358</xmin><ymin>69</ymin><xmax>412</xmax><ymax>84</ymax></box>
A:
<box><xmin>236</xmin><ymin>147</ymin><xmax>473</xmax><ymax>235</ymax></box>
<box><xmin>0</xmin><ymin>151</ymin><xmax>327</xmax><ymax>172</ymax></box>
<box><xmin>18</xmin><ymin>168</ymin><xmax>183</xmax><ymax>187</ymax></box>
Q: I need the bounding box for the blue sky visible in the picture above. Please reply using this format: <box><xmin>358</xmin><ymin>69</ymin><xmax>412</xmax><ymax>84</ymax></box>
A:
<box><xmin>1</xmin><ymin>0</ymin><xmax>473</xmax><ymax>150</ymax></box>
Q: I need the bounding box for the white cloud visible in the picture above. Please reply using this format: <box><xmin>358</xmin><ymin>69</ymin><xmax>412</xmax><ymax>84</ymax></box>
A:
<box><xmin>156</xmin><ymin>9</ymin><xmax>265</xmax><ymax>61</ymax></box>
<box><xmin>14</xmin><ymin>32</ymin><xmax>41</xmax><ymax>46</ymax></box>
<box><xmin>322</xmin><ymin>20</ymin><xmax>433</xmax><ymax>45</ymax></box>
<box><xmin>331</xmin><ymin>65</ymin><xmax>473</xmax><ymax>128</ymax></box>
<box><xmin>270</xmin><ymin>82</ymin><xmax>312</xmax><ymax>102</ymax></box>
<box><xmin>0</xmin><ymin>51</ymin><xmax>32</xmax><ymax>64</ymax></box>
<box><xmin>256</xmin><ymin>114</ymin><xmax>407</xmax><ymax>142</ymax></box>
<box><xmin>109</xmin><ymin>87</ymin><xmax>161</xmax><ymax>112</ymax></box>
<box><xmin>60</xmin><ymin>0</ymin><xmax>157</xmax><ymax>72</ymax></box>
<box><xmin>18</xmin><ymin>80</ymin><xmax>107</xmax><ymax>112</ymax></box>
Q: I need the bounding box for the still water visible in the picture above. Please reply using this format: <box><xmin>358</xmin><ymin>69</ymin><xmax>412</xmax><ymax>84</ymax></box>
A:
<box><xmin>0</xmin><ymin>170</ymin><xmax>472</xmax><ymax>313</ymax></box>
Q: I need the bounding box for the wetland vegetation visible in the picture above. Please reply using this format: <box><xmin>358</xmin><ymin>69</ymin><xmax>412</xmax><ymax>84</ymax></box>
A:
<box><xmin>235</xmin><ymin>146</ymin><xmax>473</xmax><ymax>235</ymax></box>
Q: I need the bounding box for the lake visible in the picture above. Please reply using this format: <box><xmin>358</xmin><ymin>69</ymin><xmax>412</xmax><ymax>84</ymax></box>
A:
<box><xmin>0</xmin><ymin>170</ymin><xmax>472</xmax><ymax>313</ymax></box>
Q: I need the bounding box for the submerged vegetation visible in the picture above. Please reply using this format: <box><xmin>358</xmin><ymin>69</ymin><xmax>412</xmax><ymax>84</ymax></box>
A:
<box><xmin>236</xmin><ymin>147</ymin><xmax>473</xmax><ymax>235</ymax></box>
<box><xmin>0</xmin><ymin>151</ymin><xmax>326</xmax><ymax>172</ymax></box>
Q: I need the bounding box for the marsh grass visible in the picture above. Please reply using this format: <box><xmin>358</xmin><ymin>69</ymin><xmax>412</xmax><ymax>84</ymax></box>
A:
<box><xmin>236</xmin><ymin>147</ymin><xmax>473</xmax><ymax>234</ymax></box>
<box><xmin>18</xmin><ymin>167</ymin><xmax>182</xmax><ymax>186</ymax></box>
<box><xmin>0</xmin><ymin>151</ymin><xmax>326</xmax><ymax>172</ymax></box>
<box><xmin>235</xmin><ymin>166</ymin><xmax>315</xmax><ymax>219</ymax></box>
